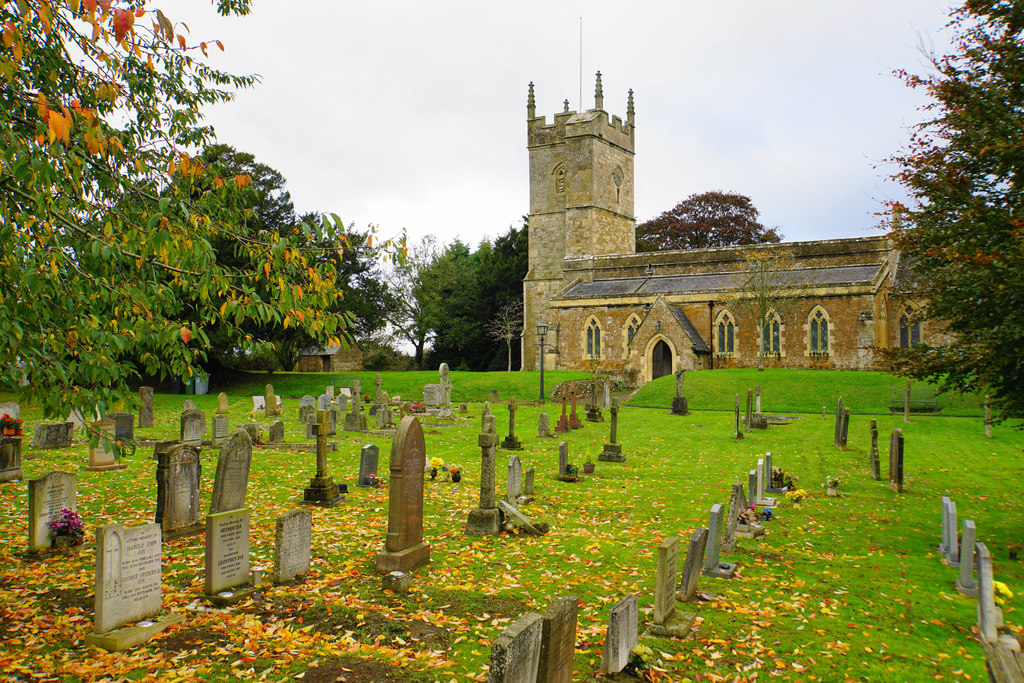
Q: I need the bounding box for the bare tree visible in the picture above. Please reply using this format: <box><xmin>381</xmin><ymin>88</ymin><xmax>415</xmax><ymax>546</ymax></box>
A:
<box><xmin>486</xmin><ymin>300</ymin><xmax>524</xmax><ymax>371</ymax></box>
<box><xmin>729</xmin><ymin>248</ymin><xmax>807</xmax><ymax>371</ymax></box>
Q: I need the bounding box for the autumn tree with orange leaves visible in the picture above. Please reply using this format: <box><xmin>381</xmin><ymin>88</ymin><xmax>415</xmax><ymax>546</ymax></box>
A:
<box><xmin>0</xmin><ymin>1</ymin><xmax>399</xmax><ymax>419</ymax></box>
<box><xmin>886</xmin><ymin>0</ymin><xmax>1024</xmax><ymax>420</ymax></box>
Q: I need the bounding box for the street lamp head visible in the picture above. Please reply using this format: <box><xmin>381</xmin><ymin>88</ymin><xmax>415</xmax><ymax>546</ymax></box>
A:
<box><xmin>537</xmin><ymin>321</ymin><xmax>548</xmax><ymax>337</ymax></box>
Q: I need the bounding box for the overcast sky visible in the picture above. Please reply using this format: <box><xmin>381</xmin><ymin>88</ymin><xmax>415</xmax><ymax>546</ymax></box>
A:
<box><xmin>175</xmin><ymin>0</ymin><xmax>955</xmax><ymax>248</ymax></box>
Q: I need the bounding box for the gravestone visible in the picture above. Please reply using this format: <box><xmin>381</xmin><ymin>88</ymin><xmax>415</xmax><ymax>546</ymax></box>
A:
<box><xmin>438</xmin><ymin>363</ymin><xmax>455</xmax><ymax>419</ymax></box>
<box><xmin>671</xmin><ymin>368</ymin><xmax>689</xmax><ymax>415</ymax></box>
<box><xmin>599</xmin><ymin>595</ymin><xmax>639</xmax><ymax>675</ymax></box>
<box><xmin>956</xmin><ymin>520</ymin><xmax>978</xmax><ymax>597</ymax></box>
<box><xmin>744</xmin><ymin>389</ymin><xmax>753</xmax><ymax>432</ymax></box>
<box><xmin>501</xmin><ymin>399</ymin><xmax>523</xmax><ymax>450</ymax></box>
<box><xmin>0</xmin><ymin>402</ymin><xmax>20</xmax><ymax>420</ymax></box>
<box><xmin>488</xmin><ymin>612</ymin><xmax>543</xmax><ymax>683</ymax></box>
<box><xmin>976</xmin><ymin>542</ymin><xmax>999</xmax><ymax>643</ymax></box>
<box><xmin>506</xmin><ymin>454</ymin><xmax>523</xmax><ymax>503</ymax></box>
<box><xmin>603</xmin><ymin>378</ymin><xmax>612</xmax><ymax>410</ymax></box>
<box><xmin>87</xmin><ymin>419</ymin><xmax>125</xmax><ymax>471</ymax></box>
<box><xmin>755</xmin><ymin>458</ymin><xmax>776</xmax><ymax>507</ymax></box>
<box><xmin>567</xmin><ymin>382</ymin><xmax>582</xmax><ymax>430</ymax></box>
<box><xmin>298</xmin><ymin>395</ymin><xmax>315</xmax><ymax>424</ymax></box>
<box><xmin>374</xmin><ymin>373</ymin><xmax>385</xmax><ymax>402</ymax></box>
<box><xmin>209</xmin><ymin>428</ymin><xmax>252</xmax><ymax>514</ymax></box>
<box><xmin>722</xmin><ymin>482</ymin><xmax>745</xmax><ymax>553</ymax></box>
<box><xmin>558</xmin><ymin>441</ymin><xmax>569</xmax><ymax>478</ymax></box>
<box><xmin>155</xmin><ymin>442</ymin><xmax>203</xmax><ymax>540</ymax></box>
<box><xmin>490</xmin><ymin>389</ymin><xmax>500</xmax><ymax>403</ymax></box>
<box><xmin>139</xmin><ymin>387</ymin><xmax>154</xmax><ymax>428</ymax></box>
<box><xmin>833</xmin><ymin>397</ymin><xmax>844</xmax><ymax>446</ymax></box>
<box><xmin>423</xmin><ymin>384</ymin><xmax>442</xmax><ymax>406</ymax></box>
<box><xmin>90</xmin><ymin>523</ymin><xmax>164</xmax><ymax>635</ymax></box>
<box><xmin>523</xmin><ymin>467</ymin><xmax>535</xmax><ymax>497</ymax></box>
<box><xmin>325</xmin><ymin>406</ymin><xmax>338</xmax><ymax>436</ymax></box>
<box><xmin>536</xmin><ymin>596</ymin><xmax>578</xmax><ymax>683</ymax></box>
<box><xmin>733</xmin><ymin>394</ymin><xmax>743</xmax><ymax>440</ymax></box>
<box><xmin>344</xmin><ymin>388</ymin><xmax>368</xmax><ymax>431</ymax></box>
<box><xmin>646</xmin><ymin>536</ymin><xmax>695</xmax><ymax>637</ymax></box>
<box><xmin>889</xmin><ymin>428</ymin><xmax>904</xmax><ymax>493</ymax></box>
<box><xmin>702</xmin><ymin>503</ymin><xmax>738</xmax><ymax>578</ymax></box>
<box><xmin>554</xmin><ymin>392</ymin><xmax>569</xmax><ymax>434</ymax></box>
<box><xmin>585</xmin><ymin>374</ymin><xmax>603</xmax><ymax>422</ymax></box>
<box><xmin>205</xmin><ymin>508</ymin><xmax>250</xmax><ymax>596</ymax></box>
<box><xmin>985</xmin><ymin>395</ymin><xmax>993</xmax><ymax>439</ymax></box>
<box><xmin>275</xmin><ymin>508</ymin><xmax>312</xmax><ymax>583</ymax></box>
<box><xmin>869</xmin><ymin>419</ymin><xmax>880</xmax><ymax>480</ymax></box>
<box><xmin>211</xmin><ymin>414</ymin><xmax>229</xmax><ymax>447</ymax></box>
<box><xmin>180</xmin><ymin>408</ymin><xmax>205</xmax><ymax>447</ymax></box>
<box><xmin>481</xmin><ymin>402</ymin><xmax>492</xmax><ymax>431</ymax></box>
<box><xmin>375</xmin><ymin>406</ymin><xmax>395</xmax><ymax>430</ymax></box>
<box><xmin>465</xmin><ymin>415</ymin><xmax>500</xmax><ymax>536</ymax></box>
<box><xmin>678</xmin><ymin>527</ymin><xmax>709</xmax><ymax>602</ymax></box>
<box><xmin>838</xmin><ymin>408</ymin><xmax>850</xmax><ymax>450</ymax></box>
<box><xmin>216</xmin><ymin>392</ymin><xmax>229</xmax><ymax>415</ymax></box>
<box><xmin>240</xmin><ymin>422</ymin><xmax>258</xmax><ymax>443</ymax></box>
<box><xmin>375</xmin><ymin>416</ymin><xmax>431</xmax><ymax>572</ymax></box>
<box><xmin>30</xmin><ymin>422</ymin><xmax>74</xmax><ymax>450</ymax></box>
<box><xmin>262</xmin><ymin>420</ymin><xmax>281</xmax><ymax>445</ymax></box>
<box><xmin>108</xmin><ymin>412</ymin><xmax>134</xmax><ymax>442</ymax></box>
<box><xmin>537</xmin><ymin>412</ymin><xmax>550</xmax><ymax>438</ymax></box>
<box><xmin>251</xmin><ymin>396</ymin><xmax>265</xmax><ymax>413</ymax></box>
<box><xmin>755</xmin><ymin>382</ymin><xmax>762</xmax><ymax>413</ymax></box>
<box><xmin>943</xmin><ymin>498</ymin><xmax>959</xmax><ymax>567</ymax></box>
<box><xmin>317</xmin><ymin>394</ymin><xmax>331</xmax><ymax>411</ymax></box>
<box><xmin>303</xmin><ymin>411</ymin><xmax>343</xmax><ymax>506</ymax></box>
<box><xmin>28</xmin><ymin>471</ymin><xmax>77</xmax><ymax>552</ymax></box>
<box><xmin>264</xmin><ymin>384</ymin><xmax>275</xmax><ymax>418</ymax></box>
<box><xmin>357</xmin><ymin>444</ymin><xmax>380</xmax><ymax>487</ymax></box>
<box><xmin>183</xmin><ymin>399</ymin><xmax>197</xmax><ymax>412</ymax></box>
<box><xmin>599</xmin><ymin>399</ymin><xmax>623</xmax><ymax>462</ymax></box>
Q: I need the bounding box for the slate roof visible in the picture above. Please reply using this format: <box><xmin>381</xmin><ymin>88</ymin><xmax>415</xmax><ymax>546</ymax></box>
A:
<box><xmin>560</xmin><ymin>264</ymin><xmax>883</xmax><ymax>298</ymax></box>
<box><xmin>668</xmin><ymin>307</ymin><xmax>711</xmax><ymax>354</ymax></box>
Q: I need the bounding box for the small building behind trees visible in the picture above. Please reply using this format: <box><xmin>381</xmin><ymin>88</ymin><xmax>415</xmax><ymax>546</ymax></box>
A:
<box><xmin>294</xmin><ymin>344</ymin><xmax>364</xmax><ymax>373</ymax></box>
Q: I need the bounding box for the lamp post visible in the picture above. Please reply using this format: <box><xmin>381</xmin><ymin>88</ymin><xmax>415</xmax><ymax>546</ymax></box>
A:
<box><xmin>537</xmin><ymin>321</ymin><xmax>549</xmax><ymax>403</ymax></box>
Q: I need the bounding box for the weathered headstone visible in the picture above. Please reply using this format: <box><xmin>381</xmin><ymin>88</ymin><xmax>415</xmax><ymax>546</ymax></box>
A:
<box><xmin>0</xmin><ymin>402</ymin><xmax>21</xmax><ymax>420</ymax></box>
<box><xmin>833</xmin><ymin>396</ymin><xmax>844</xmax><ymax>446</ymax></box>
<box><xmin>523</xmin><ymin>467</ymin><xmax>535</xmax><ymax>497</ymax></box>
<box><xmin>375</xmin><ymin>416</ymin><xmax>431</xmax><ymax>572</ymax></box>
<box><xmin>375</xmin><ymin>406</ymin><xmax>395</xmax><ymax>430</ymax></box>
<box><xmin>30</xmin><ymin>422</ymin><xmax>74</xmax><ymax>450</ymax></box>
<box><xmin>537</xmin><ymin>412</ymin><xmax>550</xmax><ymax>438</ymax></box>
<box><xmin>956</xmin><ymin>520</ymin><xmax>978</xmax><ymax>597</ymax></box>
<box><xmin>501</xmin><ymin>399</ymin><xmax>523</xmax><ymax>450</ymax></box>
<box><xmin>264</xmin><ymin>384</ymin><xmax>275</xmax><ymax>418</ymax></box>
<box><xmin>240</xmin><ymin>422</ymin><xmax>258</xmax><ymax>443</ymax></box>
<box><xmin>303</xmin><ymin>411</ymin><xmax>343</xmax><ymax>506</ymax></box>
<box><xmin>180</xmin><ymin>408</ymin><xmax>205</xmax><ymax>447</ymax></box>
<box><xmin>183</xmin><ymin>399</ymin><xmax>198</xmax><ymax>412</ymax></box>
<box><xmin>755</xmin><ymin>382</ymin><xmax>762</xmax><ymax>413</ymax></box>
<box><xmin>506</xmin><ymin>453</ymin><xmax>522</xmax><ymax>503</ymax></box>
<box><xmin>205</xmin><ymin>508</ymin><xmax>250</xmax><ymax>596</ymax></box>
<box><xmin>28</xmin><ymin>471</ymin><xmax>77</xmax><ymax>552</ymax></box>
<box><xmin>490</xmin><ymin>389</ymin><xmax>500</xmax><ymax>403</ymax></box>
<box><xmin>139</xmin><ymin>387</ymin><xmax>154</xmax><ymax>428</ymax></box>
<box><xmin>91</xmin><ymin>524</ymin><xmax>162</xmax><ymax>634</ymax></box>
<box><xmin>374</xmin><ymin>373</ymin><xmax>385</xmax><ymax>402</ymax></box>
<box><xmin>646</xmin><ymin>536</ymin><xmax>696</xmax><ymax>637</ymax></box>
<box><xmin>209</xmin><ymin>428</ymin><xmax>252</xmax><ymax>514</ymax></box>
<box><xmin>744</xmin><ymin>389</ymin><xmax>753</xmax><ymax>433</ymax></box>
<box><xmin>423</xmin><ymin>384</ymin><xmax>442</xmax><ymax>406</ymax></box>
<box><xmin>733</xmin><ymin>394</ymin><xmax>743</xmax><ymax>440</ymax></box>
<box><xmin>586</xmin><ymin>373</ymin><xmax>604</xmax><ymax>422</ymax></box>
<box><xmin>465</xmin><ymin>415</ymin><xmax>500</xmax><ymax>536</ymax></box>
<box><xmin>298</xmin><ymin>395</ymin><xmax>315</xmax><ymax>424</ymax></box>
<box><xmin>216</xmin><ymin>392</ymin><xmax>229</xmax><ymax>415</ymax></box>
<box><xmin>438</xmin><ymin>363</ymin><xmax>455</xmax><ymax>419</ymax></box>
<box><xmin>599</xmin><ymin>595</ymin><xmax>639</xmax><ymax>675</ymax></box>
<box><xmin>985</xmin><ymin>395</ymin><xmax>993</xmax><ymax>439</ymax></box>
<box><xmin>558</xmin><ymin>441</ymin><xmax>569</xmax><ymax>478</ymax></box>
<box><xmin>344</xmin><ymin>387</ymin><xmax>368</xmax><ymax>431</ymax></box>
<box><xmin>481</xmin><ymin>401</ymin><xmax>492</xmax><ymax>430</ymax></box>
<box><xmin>536</xmin><ymin>596</ymin><xmax>578</xmax><ymax>683</ymax></box>
<box><xmin>251</xmin><ymin>396</ymin><xmax>265</xmax><ymax>413</ymax></box>
<box><xmin>211</xmin><ymin>413</ymin><xmax>229</xmax><ymax>447</ymax></box>
<box><xmin>703</xmin><ymin>503</ymin><xmax>738</xmax><ymax>578</ymax></box>
<box><xmin>317</xmin><ymin>394</ymin><xmax>331</xmax><ymax>411</ymax></box>
<box><xmin>755</xmin><ymin>458</ymin><xmax>776</xmax><ymax>507</ymax></box>
<box><xmin>357</xmin><ymin>444</ymin><xmax>380</xmax><ymax>487</ymax></box>
<box><xmin>155</xmin><ymin>442</ymin><xmax>203</xmax><ymax>540</ymax></box>
<box><xmin>599</xmin><ymin>399</ymin><xmax>623</xmax><ymax>462</ymax></box>
<box><xmin>267</xmin><ymin>420</ymin><xmax>285</xmax><ymax>444</ymax></box>
<box><xmin>670</xmin><ymin>368</ymin><xmax>689</xmax><ymax>415</ymax></box>
<box><xmin>568</xmin><ymin>382</ymin><xmax>582</xmax><ymax>430</ymax></box>
<box><xmin>86</xmin><ymin>419</ymin><xmax>125</xmax><ymax>471</ymax></box>
<box><xmin>603</xmin><ymin>378</ymin><xmax>612</xmax><ymax>410</ymax></box>
<box><xmin>554</xmin><ymin>391</ymin><xmax>569</xmax><ymax>434</ymax></box>
<box><xmin>976</xmin><ymin>542</ymin><xmax>999</xmax><ymax>643</ymax></box>
<box><xmin>838</xmin><ymin>408</ymin><xmax>850</xmax><ymax>450</ymax></box>
<box><xmin>274</xmin><ymin>508</ymin><xmax>312</xmax><ymax>583</ymax></box>
<box><xmin>109</xmin><ymin>412</ymin><xmax>134</xmax><ymax>442</ymax></box>
<box><xmin>722</xmin><ymin>482</ymin><xmax>744</xmax><ymax>553</ymax></box>
<box><xmin>677</xmin><ymin>527</ymin><xmax>709</xmax><ymax>602</ymax></box>
<box><xmin>944</xmin><ymin>499</ymin><xmax>959</xmax><ymax>567</ymax></box>
<box><xmin>488</xmin><ymin>612</ymin><xmax>543</xmax><ymax>683</ymax></box>
<box><xmin>889</xmin><ymin>428</ymin><xmax>904</xmax><ymax>493</ymax></box>
<box><xmin>869</xmin><ymin>419</ymin><xmax>880</xmax><ymax>480</ymax></box>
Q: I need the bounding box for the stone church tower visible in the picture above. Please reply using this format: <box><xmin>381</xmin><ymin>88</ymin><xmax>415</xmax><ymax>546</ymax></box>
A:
<box><xmin>522</xmin><ymin>73</ymin><xmax>636</xmax><ymax>371</ymax></box>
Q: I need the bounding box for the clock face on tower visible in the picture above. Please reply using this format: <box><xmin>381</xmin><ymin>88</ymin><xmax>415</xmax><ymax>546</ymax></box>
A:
<box><xmin>613</xmin><ymin>166</ymin><xmax>623</xmax><ymax>203</ymax></box>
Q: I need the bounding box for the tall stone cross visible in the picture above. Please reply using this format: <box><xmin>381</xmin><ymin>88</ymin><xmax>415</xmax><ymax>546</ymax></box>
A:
<box><xmin>264</xmin><ymin>384</ymin><xmax>275</xmax><ymax>418</ymax></box>
<box><xmin>675</xmin><ymin>369</ymin><xmax>685</xmax><ymax>399</ymax></box>
<box><xmin>374</xmin><ymin>373</ymin><xmax>384</xmax><ymax>403</ymax></box>
<box><xmin>609</xmin><ymin>399</ymin><xmax>619</xmax><ymax>443</ymax></box>
<box><xmin>507</xmin><ymin>398</ymin><xmax>517</xmax><ymax>438</ymax></box>
<box><xmin>478</xmin><ymin>416</ymin><xmax>498</xmax><ymax>510</ymax></box>
<box><xmin>438</xmin><ymin>363</ymin><xmax>454</xmax><ymax>419</ymax></box>
<box><xmin>315</xmin><ymin>410</ymin><xmax>328</xmax><ymax>478</ymax></box>
<box><xmin>591</xmin><ymin>374</ymin><xmax>599</xmax><ymax>410</ymax></box>
<box><xmin>351</xmin><ymin>380</ymin><xmax>362</xmax><ymax>414</ymax></box>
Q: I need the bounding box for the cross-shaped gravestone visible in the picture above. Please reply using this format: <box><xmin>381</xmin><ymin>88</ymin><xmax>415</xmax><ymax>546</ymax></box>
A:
<box><xmin>554</xmin><ymin>391</ymin><xmax>569</xmax><ymax>433</ymax></box>
<box><xmin>465</xmin><ymin>415</ymin><xmax>500</xmax><ymax>536</ymax></box>
<box><xmin>599</xmin><ymin>399</ymin><xmax>623</xmax><ymax>462</ymax></box>
<box><xmin>568</xmin><ymin>382</ymin><xmax>582</xmax><ymax>430</ymax></box>
<box><xmin>501</xmin><ymin>398</ymin><xmax>523</xmax><ymax>450</ymax></box>
<box><xmin>302</xmin><ymin>411</ymin><xmax>342</xmax><ymax>506</ymax></box>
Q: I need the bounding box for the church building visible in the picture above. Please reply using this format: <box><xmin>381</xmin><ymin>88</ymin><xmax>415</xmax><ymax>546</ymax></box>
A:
<box><xmin>522</xmin><ymin>74</ymin><xmax>939</xmax><ymax>383</ymax></box>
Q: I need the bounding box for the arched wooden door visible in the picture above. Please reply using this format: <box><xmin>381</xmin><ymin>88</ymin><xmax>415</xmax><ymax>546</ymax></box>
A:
<box><xmin>651</xmin><ymin>340</ymin><xmax>672</xmax><ymax>380</ymax></box>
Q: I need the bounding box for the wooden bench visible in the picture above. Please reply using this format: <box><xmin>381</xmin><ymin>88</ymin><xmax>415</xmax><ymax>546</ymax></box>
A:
<box><xmin>889</xmin><ymin>386</ymin><xmax>940</xmax><ymax>413</ymax></box>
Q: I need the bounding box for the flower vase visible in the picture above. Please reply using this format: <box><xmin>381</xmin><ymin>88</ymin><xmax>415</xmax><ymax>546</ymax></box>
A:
<box><xmin>1</xmin><ymin>427</ymin><xmax>13</xmax><ymax>436</ymax></box>
<box><xmin>430</xmin><ymin>467</ymin><xmax>438</xmax><ymax>480</ymax></box>
<box><xmin>451</xmin><ymin>472</ymin><xmax>462</xmax><ymax>483</ymax></box>
<box><xmin>583</xmin><ymin>463</ymin><xmax>595</xmax><ymax>474</ymax></box>
<box><xmin>826</xmin><ymin>487</ymin><xmax>838</xmax><ymax>497</ymax></box>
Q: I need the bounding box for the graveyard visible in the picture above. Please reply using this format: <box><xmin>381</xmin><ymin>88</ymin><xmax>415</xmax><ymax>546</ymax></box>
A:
<box><xmin>0</xmin><ymin>369</ymin><xmax>1021</xmax><ymax>681</ymax></box>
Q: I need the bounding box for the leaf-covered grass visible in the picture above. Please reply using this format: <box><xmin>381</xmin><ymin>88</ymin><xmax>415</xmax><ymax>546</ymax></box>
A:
<box><xmin>0</xmin><ymin>373</ymin><xmax>1020</xmax><ymax>681</ymax></box>
<box><xmin>628</xmin><ymin>368</ymin><xmax>989</xmax><ymax>416</ymax></box>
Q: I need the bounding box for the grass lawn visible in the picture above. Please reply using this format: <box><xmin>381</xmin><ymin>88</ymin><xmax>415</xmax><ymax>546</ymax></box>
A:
<box><xmin>0</xmin><ymin>371</ymin><xmax>1020</xmax><ymax>681</ymax></box>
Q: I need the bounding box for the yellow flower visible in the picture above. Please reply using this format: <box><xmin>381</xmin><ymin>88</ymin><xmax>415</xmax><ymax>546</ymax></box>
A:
<box><xmin>430</xmin><ymin>457</ymin><xmax>445</xmax><ymax>469</ymax></box>
<box><xmin>994</xmin><ymin>581</ymin><xmax>1014</xmax><ymax>605</ymax></box>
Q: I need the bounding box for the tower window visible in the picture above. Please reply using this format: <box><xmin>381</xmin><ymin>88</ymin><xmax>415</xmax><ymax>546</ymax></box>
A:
<box><xmin>809</xmin><ymin>307</ymin><xmax>830</xmax><ymax>355</ymax></box>
<box><xmin>585</xmin><ymin>318</ymin><xmax>602</xmax><ymax>358</ymax></box>
<box><xmin>715</xmin><ymin>310</ymin><xmax>736</xmax><ymax>355</ymax></box>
